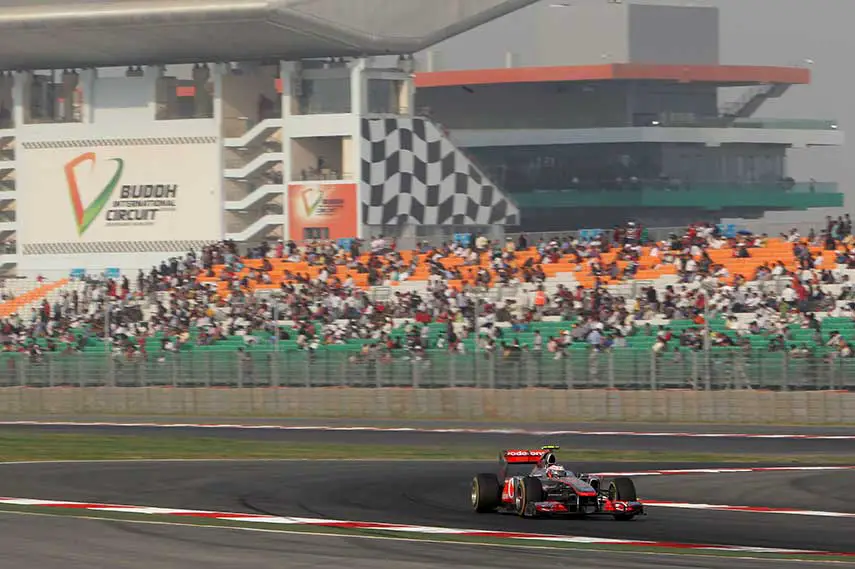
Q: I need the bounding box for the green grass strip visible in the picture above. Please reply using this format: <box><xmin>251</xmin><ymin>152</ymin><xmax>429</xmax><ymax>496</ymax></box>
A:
<box><xmin>0</xmin><ymin>430</ymin><xmax>853</xmax><ymax>463</ymax></box>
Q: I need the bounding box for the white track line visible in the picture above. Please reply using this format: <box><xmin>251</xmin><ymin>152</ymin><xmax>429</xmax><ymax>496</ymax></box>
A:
<box><xmin>0</xmin><ymin>496</ymin><xmax>851</xmax><ymax>557</ymax></box>
<box><xmin>593</xmin><ymin>466</ymin><xmax>855</xmax><ymax>477</ymax></box>
<box><xmin>643</xmin><ymin>501</ymin><xmax>855</xmax><ymax>519</ymax></box>
<box><xmin>1</xmin><ymin>421</ymin><xmax>854</xmax><ymax>440</ymax></box>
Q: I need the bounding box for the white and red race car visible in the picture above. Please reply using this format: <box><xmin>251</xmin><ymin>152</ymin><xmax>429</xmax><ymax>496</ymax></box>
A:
<box><xmin>471</xmin><ymin>446</ymin><xmax>645</xmax><ymax>520</ymax></box>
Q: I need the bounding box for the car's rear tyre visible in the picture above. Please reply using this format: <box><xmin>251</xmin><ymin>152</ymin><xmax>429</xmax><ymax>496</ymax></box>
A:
<box><xmin>609</xmin><ymin>477</ymin><xmax>638</xmax><ymax>521</ymax></box>
<box><xmin>472</xmin><ymin>473</ymin><xmax>501</xmax><ymax>513</ymax></box>
<box><xmin>515</xmin><ymin>476</ymin><xmax>543</xmax><ymax>517</ymax></box>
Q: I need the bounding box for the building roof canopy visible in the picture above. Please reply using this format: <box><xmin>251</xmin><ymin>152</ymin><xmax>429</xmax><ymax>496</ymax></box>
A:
<box><xmin>0</xmin><ymin>0</ymin><xmax>539</xmax><ymax>70</ymax></box>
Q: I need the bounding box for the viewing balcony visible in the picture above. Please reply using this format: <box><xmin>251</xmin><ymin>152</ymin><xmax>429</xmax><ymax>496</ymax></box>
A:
<box><xmin>454</xmin><ymin>116</ymin><xmax>843</xmax><ymax>149</ymax></box>
<box><xmin>634</xmin><ymin>115</ymin><xmax>839</xmax><ymax>131</ymax></box>
<box><xmin>514</xmin><ymin>182</ymin><xmax>844</xmax><ymax>210</ymax></box>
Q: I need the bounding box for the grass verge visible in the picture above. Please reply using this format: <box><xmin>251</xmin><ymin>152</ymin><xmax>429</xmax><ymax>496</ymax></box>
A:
<box><xmin>0</xmin><ymin>503</ymin><xmax>852</xmax><ymax>563</ymax></box>
<box><xmin>0</xmin><ymin>430</ymin><xmax>853</xmax><ymax>463</ymax></box>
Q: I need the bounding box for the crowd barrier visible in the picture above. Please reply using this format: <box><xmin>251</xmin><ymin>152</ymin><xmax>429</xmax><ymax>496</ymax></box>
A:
<box><xmin>0</xmin><ymin>351</ymin><xmax>852</xmax><ymax>423</ymax></box>
<box><xmin>0</xmin><ymin>350</ymin><xmax>853</xmax><ymax>391</ymax></box>
<box><xmin>0</xmin><ymin>387</ymin><xmax>853</xmax><ymax>424</ymax></box>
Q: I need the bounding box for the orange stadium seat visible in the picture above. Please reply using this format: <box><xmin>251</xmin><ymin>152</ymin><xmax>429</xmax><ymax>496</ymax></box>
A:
<box><xmin>198</xmin><ymin>236</ymin><xmax>835</xmax><ymax>295</ymax></box>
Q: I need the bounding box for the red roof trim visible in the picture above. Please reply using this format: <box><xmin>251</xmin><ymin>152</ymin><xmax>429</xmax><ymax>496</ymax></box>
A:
<box><xmin>415</xmin><ymin>64</ymin><xmax>810</xmax><ymax>88</ymax></box>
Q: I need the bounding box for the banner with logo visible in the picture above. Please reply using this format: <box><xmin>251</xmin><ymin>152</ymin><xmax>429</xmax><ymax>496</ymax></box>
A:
<box><xmin>287</xmin><ymin>182</ymin><xmax>358</xmax><ymax>242</ymax></box>
<box><xmin>18</xmin><ymin>141</ymin><xmax>221</xmax><ymax>246</ymax></box>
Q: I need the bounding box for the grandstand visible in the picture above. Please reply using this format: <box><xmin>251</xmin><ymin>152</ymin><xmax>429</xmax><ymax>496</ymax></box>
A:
<box><xmin>1</xmin><ymin>221</ymin><xmax>855</xmax><ymax>391</ymax></box>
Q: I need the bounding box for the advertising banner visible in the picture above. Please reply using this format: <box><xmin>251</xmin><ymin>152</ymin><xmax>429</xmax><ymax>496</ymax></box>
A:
<box><xmin>18</xmin><ymin>142</ymin><xmax>221</xmax><ymax>247</ymax></box>
<box><xmin>287</xmin><ymin>182</ymin><xmax>358</xmax><ymax>241</ymax></box>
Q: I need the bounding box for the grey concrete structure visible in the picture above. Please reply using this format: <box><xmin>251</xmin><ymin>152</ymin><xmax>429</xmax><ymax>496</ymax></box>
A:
<box><xmin>0</xmin><ymin>0</ymin><xmax>540</xmax><ymax>69</ymax></box>
<box><xmin>628</xmin><ymin>4</ymin><xmax>719</xmax><ymax>65</ymax></box>
<box><xmin>0</xmin><ymin>387</ymin><xmax>853</xmax><ymax>424</ymax></box>
<box><xmin>418</xmin><ymin>1</ymin><xmax>719</xmax><ymax>71</ymax></box>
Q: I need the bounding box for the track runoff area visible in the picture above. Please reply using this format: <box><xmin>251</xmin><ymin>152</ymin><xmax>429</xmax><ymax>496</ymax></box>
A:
<box><xmin>0</xmin><ymin>422</ymin><xmax>852</xmax><ymax>564</ymax></box>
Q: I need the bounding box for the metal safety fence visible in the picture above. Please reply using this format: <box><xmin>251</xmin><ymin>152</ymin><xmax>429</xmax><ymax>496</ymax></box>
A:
<box><xmin>0</xmin><ymin>349</ymin><xmax>853</xmax><ymax>391</ymax></box>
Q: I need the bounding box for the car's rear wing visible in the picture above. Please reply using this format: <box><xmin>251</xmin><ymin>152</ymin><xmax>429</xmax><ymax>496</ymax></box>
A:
<box><xmin>501</xmin><ymin>445</ymin><xmax>560</xmax><ymax>464</ymax></box>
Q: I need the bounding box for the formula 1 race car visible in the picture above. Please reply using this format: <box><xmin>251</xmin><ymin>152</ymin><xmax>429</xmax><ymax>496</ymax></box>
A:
<box><xmin>471</xmin><ymin>446</ymin><xmax>645</xmax><ymax>520</ymax></box>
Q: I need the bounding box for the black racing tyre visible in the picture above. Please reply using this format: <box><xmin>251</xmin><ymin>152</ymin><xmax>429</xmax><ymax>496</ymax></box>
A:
<box><xmin>471</xmin><ymin>473</ymin><xmax>501</xmax><ymax>513</ymax></box>
<box><xmin>609</xmin><ymin>477</ymin><xmax>638</xmax><ymax>521</ymax></box>
<box><xmin>516</xmin><ymin>476</ymin><xmax>543</xmax><ymax>517</ymax></box>
<box><xmin>609</xmin><ymin>477</ymin><xmax>637</xmax><ymax>501</ymax></box>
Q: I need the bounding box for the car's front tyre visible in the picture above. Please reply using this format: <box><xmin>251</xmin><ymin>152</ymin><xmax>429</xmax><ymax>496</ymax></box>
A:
<box><xmin>515</xmin><ymin>476</ymin><xmax>543</xmax><ymax>517</ymax></box>
<box><xmin>608</xmin><ymin>477</ymin><xmax>638</xmax><ymax>521</ymax></box>
<box><xmin>472</xmin><ymin>473</ymin><xmax>501</xmax><ymax>513</ymax></box>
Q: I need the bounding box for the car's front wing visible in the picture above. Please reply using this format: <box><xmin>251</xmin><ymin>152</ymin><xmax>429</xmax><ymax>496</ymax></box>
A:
<box><xmin>529</xmin><ymin>498</ymin><xmax>645</xmax><ymax>516</ymax></box>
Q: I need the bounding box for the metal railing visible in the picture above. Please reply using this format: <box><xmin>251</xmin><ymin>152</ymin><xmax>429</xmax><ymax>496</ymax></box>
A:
<box><xmin>514</xmin><ymin>183</ymin><xmax>842</xmax><ymax>210</ymax></box>
<box><xmin>1</xmin><ymin>349</ymin><xmax>852</xmax><ymax>391</ymax></box>
<box><xmin>361</xmin><ymin>224</ymin><xmax>700</xmax><ymax>249</ymax></box>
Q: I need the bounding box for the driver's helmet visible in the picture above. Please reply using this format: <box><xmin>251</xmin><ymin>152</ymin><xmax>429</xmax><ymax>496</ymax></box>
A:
<box><xmin>546</xmin><ymin>465</ymin><xmax>568</xmax><ymax>479</ymax></box>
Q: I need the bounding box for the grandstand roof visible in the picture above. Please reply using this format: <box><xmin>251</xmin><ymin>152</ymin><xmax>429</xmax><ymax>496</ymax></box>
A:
<box><xmin>0</xmin><ymin>0</ymin><xmax>539</xmax><ymax>70</ymax></box>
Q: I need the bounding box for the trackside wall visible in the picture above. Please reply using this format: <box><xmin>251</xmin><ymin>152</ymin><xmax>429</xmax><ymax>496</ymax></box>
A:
<box><xmin>0</xmin><ymin>388</ymin><xmax>853</xmax><ymax>424</ymax></box>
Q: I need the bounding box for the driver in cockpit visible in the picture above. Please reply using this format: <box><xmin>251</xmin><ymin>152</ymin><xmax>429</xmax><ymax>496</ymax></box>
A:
<box><xmin>530</xmin><ymin>451</ymin><xmax>556</xmax><ymax>477</ymax></box>
<box><xmin>532</xmin><ymin>452</ymin><xmax>578</xmax><ymax>478</ymax></box>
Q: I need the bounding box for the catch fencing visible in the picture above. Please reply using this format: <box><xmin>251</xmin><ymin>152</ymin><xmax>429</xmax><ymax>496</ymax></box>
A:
<box><xmin>0</xmin><ymin>349</ymin><xmax>853</xmax><ymax>391</ymax></box>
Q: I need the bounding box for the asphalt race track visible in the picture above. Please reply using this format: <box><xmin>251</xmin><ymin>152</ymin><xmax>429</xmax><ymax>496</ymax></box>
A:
<box><xmin>0</xmin><ymin>512</ymin><xmax>795</xmax><ymax>569</ymax></box>
<box><xmin>0</xmin><ymin>425</ymin><xmax>853</xmax><ymax>567</ymax></box>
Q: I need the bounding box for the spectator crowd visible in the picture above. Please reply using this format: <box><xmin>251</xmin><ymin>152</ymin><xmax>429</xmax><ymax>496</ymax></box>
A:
<box><xmin>3</xmin><ymin>214</ymin><xmax>855</xmax><ymax>363</ymax></box>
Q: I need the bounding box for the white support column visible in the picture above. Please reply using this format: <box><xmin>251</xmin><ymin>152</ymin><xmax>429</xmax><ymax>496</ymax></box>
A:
<box><xmin>12</xmin><ymin>72</ymin><xmax>31</xmax><ymax>127</ymax></box>
<box><xmin>280</xmin><ymin>60</ymin><xmax>299</xmax><ymax>118</ymax></box>
<box><xmin>145</xmin><ymin>65</ymin><xmax>164</xmax><ymax>119</ymax></box>
<box><xmin>349</xmin><ymin>58</ymin><xmax>367</xmax><ymax>238</ymax></box>
<box><xmin>212</xmin><ymin>63</ymin><xmax>227</xmax><ymax>240</ymax></box>
<box><xmin>399</xmin><ymin>73</ymin><xmax>415</xmax><ymax>116</ymax></box>
<box><xmin>60</xmin><ymin>70</ymin><xmax>80</xmax><ymax>123</ymax></box>
<box><xmin>349</xmin><ymin>58</ymin><xmax>367</xmax><ymax>117</ymax></box>
<box><xmin>212</xmin><ymin>63</ymin><xmax>227</xmax><ymax>130</ymax></box>
<box><xmin>80</xmin><ymin>69</ymin><xmax>97</xmax><ymax>124</ymax></box>
<box><xmin>280</xmin><ymin>60</ymin><xmax>299</xmax><ymax>241</ymax></box>
<box><xmin>426</xmin><ymin>51</ymin><xmax>438</xmax><ymax>72</ymax></box>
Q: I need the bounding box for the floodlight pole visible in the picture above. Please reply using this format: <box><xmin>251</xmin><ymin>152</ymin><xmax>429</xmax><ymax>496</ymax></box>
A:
<box><xmin>703</xmin><ymin>288</ymin><xmax>711</xmax><ymax>390</ymax></box>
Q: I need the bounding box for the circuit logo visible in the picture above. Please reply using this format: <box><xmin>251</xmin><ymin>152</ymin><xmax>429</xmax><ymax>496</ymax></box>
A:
<box><xmin>301</xmin><ymin>187</ymin><xmax>325</xmax><ymax>217</ymax></box>
<box><xmin>64</xmin><ymin>152</ymin><xmax>124</xmax><ymax>235</ymax></box>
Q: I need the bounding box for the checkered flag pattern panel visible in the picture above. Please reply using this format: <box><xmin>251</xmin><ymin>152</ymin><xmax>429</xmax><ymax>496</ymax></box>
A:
<box><xmin>360</xmin><ymin>118</ymin><xmax>519</xmax><ymax>226</ymax></box>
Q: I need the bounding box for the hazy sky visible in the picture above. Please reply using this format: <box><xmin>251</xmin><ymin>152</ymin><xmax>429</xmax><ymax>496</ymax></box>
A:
<box><xmin>441</xmin><ymin>0</ymin><xmax>850</xmax><ymax>225</ymax></box>
<box><xmin>715</xmin><ymin>0</ymin><xmax>846</xmax><ymax>184</ymax></box>
<box><xmin>687</xmin><ymin>0</ymin><xmax>850</xmax><ymax>224</ymax></box>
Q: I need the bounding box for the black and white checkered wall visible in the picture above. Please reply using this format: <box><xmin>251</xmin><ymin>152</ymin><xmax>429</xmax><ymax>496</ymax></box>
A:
<box><xmin>360</xmin><ymin>118</ymin><xmax>519</xmax><ymax>226</ymax></box>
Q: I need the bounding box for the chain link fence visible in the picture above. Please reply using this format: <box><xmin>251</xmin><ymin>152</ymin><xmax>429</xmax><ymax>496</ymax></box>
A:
<box><xmin>0</xmin><ymin>349</ymin><xmax>853</xmax><ymax>391</ymax></box>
